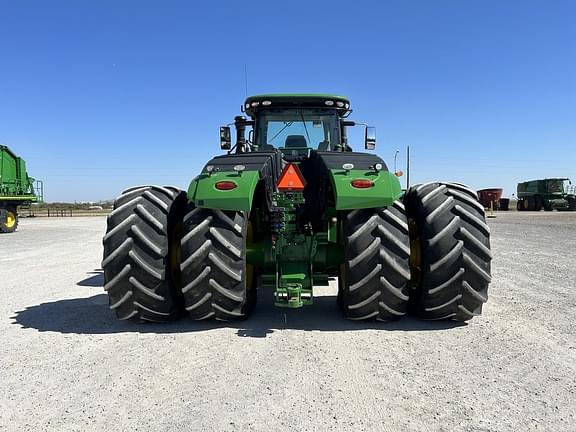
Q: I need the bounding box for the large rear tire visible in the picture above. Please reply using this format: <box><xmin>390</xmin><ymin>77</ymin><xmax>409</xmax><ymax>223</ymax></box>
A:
<box><xmin>179</xmin><ymin>205</ymin><xmax>256</xmax><ymax>321</ymax></box>
<box><xmin>0</xmin><ymin>206</ymin><xmax>18</xmax><ymax>233</ymax></box>
<box><xmin>404</xmin><ymin>182</ymin><xmax>492</xmax><ymax>321</ymax></box>
<box><xmin>102</xmin><ymin>186</ymin><xmax>186</xmax><ymax>321</ymax></box>
<box><xmin>534</xmin><ymin>195</ymin><xmax>544</xmax><ymax>211</ymax></box>
<box><xmin>338</xmin><ymin>201</ymin><xmax>411</xmax><ymax>321</ymax></box>
<box><xmin>498</xmin><ymin>198</ymin><xmax>510</xmax><ymax>211</ymax></box>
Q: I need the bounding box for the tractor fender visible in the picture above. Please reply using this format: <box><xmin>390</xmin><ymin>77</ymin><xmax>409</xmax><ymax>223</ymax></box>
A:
<box><xmin>329</xmin><ymin>168</ymin><xmax>403</xmax><ymax>210</ymax></box>
<box><xmin>312</xmin><ymin>151</ymin><xmax>403</xmax><ymax>210</ymax></box>
<box><xmin>187</xmin><ymin>152</ymin><xmax>281</xmax><ymax>211</ymax></box>
<box><xmin>187</xmin><ymin>170</ymin><xmax>260</xmax><ymax>211</ymax></box>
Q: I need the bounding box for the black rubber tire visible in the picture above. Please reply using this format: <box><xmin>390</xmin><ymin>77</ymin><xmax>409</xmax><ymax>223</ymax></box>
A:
<box><xmin>338</xmin><ymin>201</ymin><xmax>411</xmax><ymax>321</ymax></box>
<box><xmin>526</xmin><ymin>196</ymin><xmax>536</xmax><ymax>211</ymax></box>
<box><xmin>516</xmin><ymin>199</ymin><xmax>523</xmax><ymax>211</ymax></box>
<box><xmin>569</xmin><ymin>197</ymin><xmax>576</xmax><ymax>211</ymax></box>
<box><xmin>0</xmin><ymin>206</ymin><xmax>18</xmax><ymax>233</ymax></box>
<box><xmin>102</xmin><ymin>186</ymin><xmax>187</xmax><ymax>321</ymax></box>
<box><xmin>534</xmin><ymin>196</ymin><xmax>543</xmax><ymax>211</ymax></box>
<box><xmin>404</xmin><ymin>182</ymin><xmax>492</xmax><ymax>321</ymax></box>
<box><xmin>180</xmin><ymin>205</ymin><xmax>256</xmax><ymax>321</ymax></box>
<box><xmin>498</xmin><ymin>198</ymin><xmax>510</xmax><ymax>211</ymax></box>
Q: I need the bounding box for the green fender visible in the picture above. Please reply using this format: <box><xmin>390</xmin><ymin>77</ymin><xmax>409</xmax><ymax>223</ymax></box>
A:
<box><xmin>188</xmin><ymin>168</ymin><xmax>402</xmax><ymax>211</ymax></box>
<box><xmin>329</xmin><ymin>169</ymin><xmax>403</xmax><ymax>210</ymax></box>
<box><xmin>187</xmin><ymin>170</ymin><xmax>260</xmax><ymax>211</ymax></box>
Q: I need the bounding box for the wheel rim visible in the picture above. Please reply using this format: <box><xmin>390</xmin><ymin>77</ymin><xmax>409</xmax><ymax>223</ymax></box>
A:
<box><xmin>524</xmin><ymin>199</ymin><xmax>529</xmax><ymax>210</ymax></box>
<box><xmin>5</xmin><ymin>211</ymin><xmax>15</xmax><ymax>229</ymax></box>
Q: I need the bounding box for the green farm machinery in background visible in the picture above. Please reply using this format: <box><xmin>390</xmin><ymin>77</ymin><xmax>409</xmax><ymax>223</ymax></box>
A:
<box><xmin>516</xmin><ymin>178</ymin><xmax>576</xmax><ymax>211</ymax></box>
<box><xmin>0</xmin><ymin>145</ymin><xmax>43</xmax><ymax>233</ymax></box>
<box><xmin>102</xmin><ymin>94</ymin><xmax>492</xmax><ymax>322</ymax></box>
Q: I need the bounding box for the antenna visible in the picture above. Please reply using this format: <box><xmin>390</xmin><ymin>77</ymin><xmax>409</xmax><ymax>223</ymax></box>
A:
<box><xmin>244</xmin><ymin>64</ymin><xmax>248</xmax><ymax>98</ymax></box>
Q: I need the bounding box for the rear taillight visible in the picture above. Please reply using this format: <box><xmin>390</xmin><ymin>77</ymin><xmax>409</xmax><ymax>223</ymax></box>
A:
<box><xmin>351</xmin><ymin>179</ymin><xmax>374</xmax><ymax>189</ymax></box>
<box><xmin>215</xmin><ymin>181</ymin><xmax>237</xmax><ymax>190</ymax></box>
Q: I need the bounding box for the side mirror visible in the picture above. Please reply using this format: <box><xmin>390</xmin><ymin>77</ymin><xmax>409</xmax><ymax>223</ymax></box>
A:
<box><xmin>365</xmin><ymin>126</ymin><xmax>376</xmax><ymax>150</ymax></box>
<box><xmin>220</xmin><ymin>126</ymin><xmax>231</xmax><ymax>150</ymax></box>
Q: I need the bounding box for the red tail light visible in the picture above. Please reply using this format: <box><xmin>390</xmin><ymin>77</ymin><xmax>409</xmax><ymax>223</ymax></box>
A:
<box><xmin>215</xmin><ymin>181</ymin><xmax>237</xmax><ymax>190</ymax></box>
<box><xmin>351</xmin><ymin>179</ymin><xmax>374</xmax><ymax>189</ymax></box>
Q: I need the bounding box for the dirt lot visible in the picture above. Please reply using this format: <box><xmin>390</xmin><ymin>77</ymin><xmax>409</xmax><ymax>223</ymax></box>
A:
<box><xmin>1</xmin><ymin>212</ymin><xmax>575</xmax><ymax>431</ymax></box>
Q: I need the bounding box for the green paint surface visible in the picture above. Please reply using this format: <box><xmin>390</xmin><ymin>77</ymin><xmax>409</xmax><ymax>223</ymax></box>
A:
<box><xmin>187</xmin><ymin>170</ymin><xmax>259</xmax><ymax>211</ymax></box>
<box><xmin>0</xmin><ymin>146</ymin><xmax>40</xmax><ymax>203</ymax></box>
<box><xmin>330</xmin><ymin>169</ymin><xmax>402</xmax><ymax>210</ymax></box>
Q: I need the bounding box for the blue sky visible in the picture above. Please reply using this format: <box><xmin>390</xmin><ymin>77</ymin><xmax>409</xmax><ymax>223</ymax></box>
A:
<box><xmin>1</xmin><ymin>0</ymin><xmax>574</xmax><ymax>201</ymax></box>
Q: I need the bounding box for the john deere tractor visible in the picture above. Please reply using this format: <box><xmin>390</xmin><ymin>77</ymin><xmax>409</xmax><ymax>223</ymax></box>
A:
<box><xmin>102</xmin><ymin>94</ymin><xmax>492</xmax><ymax>322</ymax></box>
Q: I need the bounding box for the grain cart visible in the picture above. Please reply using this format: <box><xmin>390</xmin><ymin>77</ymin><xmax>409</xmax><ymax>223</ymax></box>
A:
<box><xmin>102</xmin><ymin>94</ymin><xmax>492</xmax><ymax>322</ymax></box>
<box><xmin>478</xmin><ymin>188</ymin><xmax>510</xmax><ymax>211</ymax></box>
<box><xmin>0</xmin><ymin>145</ymin><xmax>43</xmax><ymax>233</ymax></box>
<box><xmin>478</xmin><ymin>188</ymin><xmax>503</xmax><ymax>210</ymax></box>
<box><xmin>516</xmin><ymin>178</ymin><xmax>576</xmax><ymax>211</ymax></box>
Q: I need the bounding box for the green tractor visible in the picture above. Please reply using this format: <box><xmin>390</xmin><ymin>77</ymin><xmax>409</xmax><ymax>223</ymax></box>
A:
<box><xmin>102</xmin><ymin>94</ymin><xmax>492</xmax><ymax>322</ymax></box>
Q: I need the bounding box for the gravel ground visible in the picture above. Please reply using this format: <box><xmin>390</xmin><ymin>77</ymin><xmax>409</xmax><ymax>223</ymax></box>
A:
<box><xmin>1</xmin><ymin>213</ymin><xmax>575</xmax><ymax>432</ymax></box>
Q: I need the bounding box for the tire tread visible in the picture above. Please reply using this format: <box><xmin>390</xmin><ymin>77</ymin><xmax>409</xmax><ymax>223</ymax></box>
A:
<box><xmin>180</xmin><ymin>205</ymin><xmax>255</xmax><ymax>321</ymax></box>
<box><xmin>339</xmin><ymin>201</ymin><xmax>411</xmax><ymax>321</ymax></box>
<box><xmin>404</xmin><ymin>182</ymin><xmax>492</xmax><ymax>321</ymax></box>
<box><xmin>102</xmin><ymin>186</ymin><xmax>186</xmax><ymax>322</ymax></box>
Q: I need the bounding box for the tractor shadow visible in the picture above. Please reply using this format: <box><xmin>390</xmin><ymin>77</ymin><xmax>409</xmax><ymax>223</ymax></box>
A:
<box><xmin>11</xmin><ymin>272</ymin><xmax>467</xmax><ymax>336</ymax></box>
<box><xmin>76</xmin><ymin>269</ymin><xmax>104</xmax><ymax>287</ymax></box>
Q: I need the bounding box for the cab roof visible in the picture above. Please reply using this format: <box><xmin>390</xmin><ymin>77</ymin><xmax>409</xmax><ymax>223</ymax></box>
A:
<box><xmin>243</xmin><ymin>93</ymin><xmax>351</xmax><ymax>117</ymax></box>
<box><xmin>520</xmin><ymin>178</ymin><xmax>570</xmax><ymax>182</ymax></box>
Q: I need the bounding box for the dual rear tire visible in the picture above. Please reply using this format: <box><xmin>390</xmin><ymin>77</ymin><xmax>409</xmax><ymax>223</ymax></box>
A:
<box><xmin>338</xmin><ymin>202</ymin><xmax>411</xmax><ymax>321</ymax></box>
<box><xmin>518</xmin><ymin>196</ymin><xmax>544</xmax><ymax>211</ymax></box>
<box><xmin>102</xmin><ymin>186</ymin><xmax>186</xmax><ymax>321</ymax></box>
<box><xmin>337</xmin><ymin>182</ymin><xmax>492</xmax><ymax>322</ymax></box>
<box><xmin>404</xmin><ymin>183</ymin><xmax>492</xmax><ymax>320</ymax></box>
<box><xmin>179</xmin><ymin>205</ymin><xmax>256</xmax><ymax>320</ymax></box>
<box><xmin>102</xmin><ymin>186</ymin><xmax>254</xmax><ymax>322</ymax></box>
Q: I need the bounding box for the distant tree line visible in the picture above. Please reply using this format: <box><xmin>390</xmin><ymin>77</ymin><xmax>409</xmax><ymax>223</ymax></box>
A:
<box><xmin>33</xmin><ymin>200</ymin><xmax>114</xmax><ymax>210</ymax></box>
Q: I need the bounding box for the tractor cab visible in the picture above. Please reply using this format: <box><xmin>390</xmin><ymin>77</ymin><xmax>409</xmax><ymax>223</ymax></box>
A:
<box><xmin>219</xmin><ymin>94</ymin><xmax>376</xmax><ymax>159</ymax></box>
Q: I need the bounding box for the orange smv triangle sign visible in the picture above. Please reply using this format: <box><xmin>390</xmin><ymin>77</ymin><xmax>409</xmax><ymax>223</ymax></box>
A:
<box><xmin>277</xmin><ymin>163</ymin><xmax>307</xmax><ymax>191</ymax></box>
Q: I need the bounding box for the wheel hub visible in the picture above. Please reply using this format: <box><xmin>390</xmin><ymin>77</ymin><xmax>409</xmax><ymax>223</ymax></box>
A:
<box><xmin>5</xmin><ymin>211</ymin><xmax>16</xmax><ymax>229</ymax></box>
